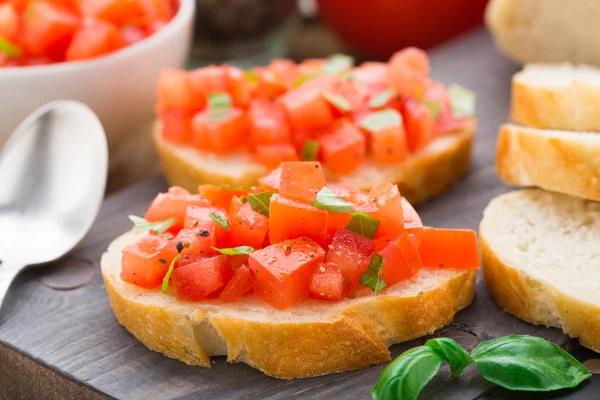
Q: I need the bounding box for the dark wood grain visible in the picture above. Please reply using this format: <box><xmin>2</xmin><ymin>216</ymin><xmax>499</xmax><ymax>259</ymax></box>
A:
<box><xmin>1</xmin><ymin>29</ymin><xmax>599</xmax><ymax>400</ymax></box>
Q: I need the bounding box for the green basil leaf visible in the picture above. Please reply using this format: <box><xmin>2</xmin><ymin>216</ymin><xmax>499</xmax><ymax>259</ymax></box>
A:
<box><xmin>301</xmin><ymin>140</ymin><xmax>320</xmax><ymax>161</ymax></box>
<box><xmin>322</xmin><ymin>91</ymin><xmax>353</xmax><ymax>112</ymax></box>
<box><xmin>425</xmin><ymin>338</ymin><xmax>472</xmax><ymax>378</ymax></box>
<box><xmin>472</xmin><ymin>335</ymin><xmax>591</xmax><ymax>391</ymax></box>
<box><xmin>346</xmin><ymin>211</ymin><xmax>381</xmax><ymax>239</ymax></box>
<box><xmin>369</xmin><ymin>89</ymin><xmax>396</xmax><ymax>109</ymax></box>
<box><xmin>211</xmin><ymin>246</ymin><xmax>256</xmax><ymax>255</ymax></box>
<box><xmin>161</xmin><ymin>253</ymin><xmax>181</xmax><ymax>293</ymax></box>
<box><xmin>129</xmin><ymin>215</ymin><xmax>177</xmax><ymax>235</ymax></box>
<box><xmin>313</xmin><ymin>187</ymin><xmax>355</xmax><ymax>214</ymax></box>
<box><xmin>0</xmin><ymin>36</ymin><xmax>21</xmax><ymax>58</ymax></box>
<box><xmin>292</xmin><ymin>71</ymin><xmax>321</xmax><ymax>88</ymax></box>
<box><xmin>359</xmin><ymin>254</ymin><xmax>386</xmax><ymax>294</ymax></box>
<box><xmin>360</xmin><ymin>109</ymin><xmax>402</xmax><ymax>133</ymax></box>
<box><xmin>422</xmin><ymin>100</ymin><xmax>442</xmax><ymax>119</ymax></box>
<box><xmin>208</xmin><ymin>92</ymin><xmax>232</xmax><ymax>123</ymax></box>
<box><xmin>448</xmin><ymin>84</ymin><xmax>475</xmax><ymax>118</ymax></box>
<box><xmin>371</xmin><ymin>346</ymin><xmax>442</xmax><ymax>400</ymax></box>
<box><xmin>249</xmin><ymin>192</ymin><xmax>275</xmax><ymax>217</ymax></box>
<box><xmin>244</xmin><ymin>70</ymin><xmax>258</xmax><ymax>85</ymax></box>
<box><xmin>209</xmin><ymin>211</ymin><xmax>230</xmax><ymax>232</ymax></box>
<box><xmin>324</xmin><ymin>54</ymin><xmax>354</xmax><ymax>75</ymax></box>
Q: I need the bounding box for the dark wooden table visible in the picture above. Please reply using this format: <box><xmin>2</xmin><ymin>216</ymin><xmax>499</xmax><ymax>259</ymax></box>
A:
<box><xmin>1</xmin><ymin>29</ymin><xmax>599</xmax><ymax>400</ymax></box>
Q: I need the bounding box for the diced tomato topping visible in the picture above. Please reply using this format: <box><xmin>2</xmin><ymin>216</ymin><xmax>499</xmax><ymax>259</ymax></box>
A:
<box><xmin>418</xmin><ymin>228</ymin><xmax>479</xmax><ymax>269</ymax></box>
<box><xmin>252</xmin><ymin>144</ymin><xmax>299</xmax><ymax>169</ymax></box>
<box><xmin>309</xmin><ymin>263</ymin><xmax>348</xmax><ymax>301</ymax></box>
<box><xmin>172</xmin><ymin>255</ymin><xmax>231</xmax><ymax>301</ymax></box>
<box><xmin>191</xmin><ymin>107</ymin><xmax>247</xmax><ymax>154</ymax></box>
<box><xmin>247</xmin><ymin>100</ymin><xmax>291</xmax><ymax>148</ymax></box>
<box><xmin>258</xmin><ymin>166</ymin><xmax>281</xmax><ymax>192</ymax></box>
<box><xmin>279</xmin><ymin>161</ymin><xmax>326</xmax><ymax>204</ymax></box>
<box><xmin>121</xmin><ymin>234</ymin><xmax>178</xmax><ymax>288</ymax></box>
<box><xmin>297</xmin><ymin>58</ymin><xmax>324</xmax><ymax>76</ymax></box>
<box><xmin>353</xmin><ymin>62</ymin><xmax>388</xmax><ymax>88</ymax></box>
<box><xmin>401</xmin><ymin>197</ymin><xmax>423</xmax><ymax>239</ymax></box>
<box><xmin>22</xmin><ymin>2</ymin><xmax>80</xmax><ymax>58</ymax></box>
<box><xmin>227</xmin><ymin>196</ymin><xmax>269</xmax><ymax>249</ymax></box>
<box><xmin>0</xmin><ymin>3</ymin><xmax>20</xmax><ymax>41</ymax></box>
<box><xmin>183</xmin><ymin>205</ymin><xmax>229</xmax><ymax>249</ymax></box>
<box><xmin>269</xmin><ymin>193</ymin><xmax>328</xmax><ymax>247</ymax></box>
<box><xmin>160</xmin><ymin>108</ymin><xmax>194</xmax><ymax>144</ymax></box>
<box><xmin>402</xmin><ymin>98</ymin><xmax>435</xmax><ymax>153</ymax></box>
<box><xmin>387</xmin><ymin>47</ymin><xmax>430</xmax><ymax>97</ymax></box>
<box><xmin>139</xmin><ymin>0</ymin><xmax>175</xmax><ymax>23</ymax></box>
<box><xmin>157</xmin><ymin>69</ymin><xmax>204</xmax><ymax>110</ymax></box>
<box><xmin>369</xmin><ymin>115</ymin><xmax>408</xmax><ymax>163</ymax></box>
<box><xmin>189</xmin><ymin>65</ymin><xmax>228</xmax><ymax>98</ymax></box>
<box><xmin>227</xmin><ymin>66</ymin><xmax>253</xmax><ymax>108</ymax></box>
<box><xmin>369</xmin><ymin>182</ymin><xmax>404</xmax><ymax>239</ymax></box>
<box><xmin>254</xmin><ymin>67</ymin><xmax>287</xmax><ymax>99</ymax></box>
<box><xmin>197</xmin><ymin>184</ymin><xmax>249</xmax><ymax>210</ymax></box>
<box><xmin>379</xmin><ymin>231</ymin><xmax>422</xmax><ymax>286</ymax></box>
<box><xmin>219</xmin><ymin>264</ymin><xmax>253</xmax><ymax>302</ymax></box>
<box><xmin>119</xmin><ymin>25</ymin><xmax>147</xmax><ymax>45</ymax></box>
<box><xmin>278</xmin><ymin>84</ymin><xmax>335</xmax><ymax>131</ymax></box>
<box><xmin>325</xmin><ymin>229</ymin><xmax>375</xmax><ymax>286</ymax></box>
<box><xmin>66</xmin><ymin>19</ymin><xmax>123</xmax><ymax>61</ymax></box>
<box><xmin>268</xmin><ymin>59</ymin><xmax>299</xmax><ymax>87</ymax></box>
<box><xmin>319</xmin><ymin>119</ymin><xmax>366</xmax><ymax>175</ymax></box>
<box><xmin>80</xmin><ymin>0</ymin><xmax>146</xmax><ymax>25</ymax></box>
<box><xmin>249</xmin><ymin>238</ymin><xmax>325</xmax><ymax>309</ymax></box>
<box><xmin>145</xmin><ymin>186</ymin><xmax>211</xmax><ymax>232</ymax></box>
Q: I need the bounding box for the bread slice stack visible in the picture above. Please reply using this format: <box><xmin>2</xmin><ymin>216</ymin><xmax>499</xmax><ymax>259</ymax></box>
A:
<box><xmin>481</xmin><ymin>63</ymin><xmax>600</xmax><ymax>353</ymax></box>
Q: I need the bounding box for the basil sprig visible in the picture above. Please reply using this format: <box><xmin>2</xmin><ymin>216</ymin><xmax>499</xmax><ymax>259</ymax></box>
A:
<box><xmin>371</xmin><ymin>335</ymin><xmax>591</xmax><ymax>400</ymax></box>
<box><xmin>129</xmin><ymin>215</ymin><xmax>177</xmax><ymax>235</ymax></box>
<box><xmin>421</xmin><ymin>99</ymin><xmax>442</xmax><ymax>119</ymax></box>
<box><xmin>207</xmin><ymin>92</ymin><xmax>232</xmax><ymax>123</ymax></box>
<box><xmin>360</xmin><ymin>109</ymin><xmax>403</xmax><ymax>133</ymax></box>
<box><xmin>323</xmin><ymin>54</ymin><xmax>354</xmax><ymax>75</ymax></box>
<box><xmin>448</xmin><ymin>84</ymin><xmax>476</xmax><ymax>118</ymax></box>
<box><xmin>346</xmin><ymin>211</ymin><xmax>381</xmax><ymax>239</ymax></box>
<box><xmin>211</xmin><ymin>246</ymin><xmax>255</xmax><ymax>255</ymax></box>
<box><xmin>249</xmin><ymin>192</ymin><xmax>275</xmax><ymax>217</ymax></box>
<box><xmin>161</xmin><ymin>253</ymin><xmax>181</xmax><ymax>293</ymax></box>
<box><xmin>359</xmin><ymin>254</ymin><xmax>386</xmax><ymax>294</ymax></box>
<box><xmin>369</xmin><ymin>89</ymin><xmax>396</xmax><ymax>109</ymax></box>
<box><xmin>209</xmin><ymin>211</ymin><xmax>230</xmax><ymax>231</ymax></box>
<box><xmin>313</xmin><ymin>187</ymin><xmax>355</xmax><ymax>214</ymax></box>
<box><xmin>301</xmin><ymin>140</ymin><xmax>320</xmax><ymax>161</ymax></box>
<box><xmin>322</xmin><ymin>91</ymin><xmax>353</xmax><ymax>112</ymax></box>
<box><xmin>0</xmin><ymin>36</ymin><xmax>22</xmax><ymax>58</ymax></box>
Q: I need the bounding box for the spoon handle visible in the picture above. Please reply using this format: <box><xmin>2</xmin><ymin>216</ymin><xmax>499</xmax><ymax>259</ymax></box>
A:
<box><xmin>0</xmin><ymin>261</ymin><xmax>24</xmax><ymax>309</ymax></box>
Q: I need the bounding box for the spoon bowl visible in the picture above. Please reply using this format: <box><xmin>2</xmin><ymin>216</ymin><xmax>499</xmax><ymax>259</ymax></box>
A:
<box><xmin>0</xmin><ymin>101</ymin><xmax>107</xmax><ymax>307</ymax></box>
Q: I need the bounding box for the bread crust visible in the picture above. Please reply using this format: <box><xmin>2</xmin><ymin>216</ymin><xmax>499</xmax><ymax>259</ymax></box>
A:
<box><xmin>480</xmin><ymin>236</ymin><xmax>600</xmax><ymax>353</ymax></box>
<box><xmin>496</xmin><ymin>124</ymin><xmax>600</xmax><ymax>201</ymax></box>
<box><xmin>511</xmin><ymin>71</ymin><xmax>600</xmax><ymax>131</ymax></box>
<box><xmin>101</xmin><ymin>229</ymin><xmax>477</xmax><ymax>379</ymax></box>
<box><xmin>153</xmin><ymin>119</ymin><xmax>476</xmax><ymax>206</ymax></box>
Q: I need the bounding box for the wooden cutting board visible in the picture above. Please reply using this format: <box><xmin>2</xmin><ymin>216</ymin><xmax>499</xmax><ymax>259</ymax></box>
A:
<box><xmin>1</xmin><ymin>29</ymin><xmax>598</xmax><ymax>400</ymax></box>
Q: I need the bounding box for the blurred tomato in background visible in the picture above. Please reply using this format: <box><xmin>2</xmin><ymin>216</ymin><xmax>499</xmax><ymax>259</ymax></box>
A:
<box><xmin>317</xmin><ymin>0</ymin><xmax>489</xmax><ymax>60</ymax></box>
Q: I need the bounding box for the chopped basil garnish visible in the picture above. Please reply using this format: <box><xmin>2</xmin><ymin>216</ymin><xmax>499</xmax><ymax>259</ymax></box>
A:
<box><xmin>312</xmin><ymin>187</ymin><xmax>355</xmax><ymax>214</ymax></box>
<box><xmin>0</xmin><ymin>36</ymin><xmax>21</xmax><ymax>58</ymax></box>
<box><xmin>448</xmin><ymin>84</ymin><xmax>476</xmax><ymax>118</ymax></box>
<box><xmin>360</xmin><ymin>109</ymin><xmax>402</xmax><ymax>133</ymax></box>
<box><xmin>208</xmin><ymin>92</ymin><xmax>232</xmax><ymax>123</ymax></box>
<box><xmin>422</xmin><ymin>99</ymin><xmax>442</xmax><ymax>119</ymax></box>
<box><xmin>129</xmin><ymin>215</ymin><xmax>177</xmax><ymax>235</ymax></box>
<box><xmin>301</xmin><ymin>140</ymin><xmax>320</xmax><ymax>161</ymax></box>
<box><xmin>324</xmin><ymin>54</ymin><xmax>354</xmax><ymax>75</ymax></box>
<box><xmin>322</xmin><ymin>91</ymin><xmax>353</xmax><ymax>112</ymax></box>
<box><xmin>360</xmin><ymin>254</ymin><xmax>386</xmax><ymax>294</ymax></box>
<box><xmin>244</xmin><ymin>70</ymin><xmax>258</xmax><ymax>84</ymax></box>
<box><xmin>209</xmin><ymin>211</ymin><xmax>230</xmax><ymax>231</ymax></box>
<box><xmin>292</xmin><ymin>71</ymin><xmax>320</xmax><ymax>88</ymax></box>
<box><xmin>211</xmin><ymin>246</ymin><xmax>256</xmax><ymax>255</ymax></box>
<box><xmin>161</xmin><ymin>253</ymin><xmax>181</xmax><ymax>293</ymax></box>
<box><xmin>369</xmin><ymin>89</ymin><xmax>396</xmax><ymax>109</ymax></box>
<box><xmin>249</xmin><ymin>192</ymin><xmax>275</xmax><ymax>217</ymax></box>
<box><xmin>346</xmin><ymin>211</ymin><xmax>381</xmax><ymax>239</ymax></box>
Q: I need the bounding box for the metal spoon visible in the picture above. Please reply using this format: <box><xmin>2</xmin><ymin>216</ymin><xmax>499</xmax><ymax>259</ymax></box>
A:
<box><xmin>0</xmin><ymin>101</ymin><xmax>108</xmax><ymax>309</ymax></box>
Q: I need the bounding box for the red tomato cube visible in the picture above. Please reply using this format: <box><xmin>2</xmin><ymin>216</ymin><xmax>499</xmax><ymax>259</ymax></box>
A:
<box><xmin>309</xmin><ymin>263</ymin><xmax>348</xmax><ymax>301</ymax></box>
<box><xmin>418</xmin><ymin>228</ymin><xmax>479</xmax><ymax>269</ymax></box>
<box><xmin>325</xmin><ymin>229</ymin><xmax>375</xmax><ymax>285</ymax></box>
<box><xmin>157</xmin><ymin>69</ymin><xmax>204</xmax><ymax>110</ymax></box>
<box><xmin>172</xmin><ymin>255</ymin><xmax>231</xmax><ymax>301</ymax></box>
<box><xmin>191</xmin><ymin>107</ymin><xmax>247</xmax><ymax>154</ymax></box>
<box><xmin>139</xmin><ymin>0</ymin><xmax>175</xmax><ymax>23</ymax></box>
<box><xmin>269</xmin><ymin>193</ymin><xmax>328</xmax><ymax>247</ymax></box>
<box><xmin>22</xmin><ymin>2</ymin><xmax>79</xmax><ymax>57</ymax></box>
<box><xmin>0</xmin><ymin>3</ymin><xmax>20</xmax><ymax>41</ymax></box>
<box><xmin>197</xmin><ymin>184</ymin><xmax>249</xmax><ymax>210</ymax></box>
<box><xmin>387</xmin><ymin>47</ymin><xmax>430</xmax><ymax>97</ymax></box>
<box><xmin>252</xmin><ymin>144</ymin><xmax>300</xmax><ymax>169</ymax></box>
<box><xmin>248</xmin><ymin>238</ymin><xmax>325</xmax><ymax>309</ymax></box>
<box><xmin>66</xmin><ymin>19</ymin><xmax>123</xmax><ymax>61</ymax></box>
<box><xmin>160</xmin><ymin>108</ymin><xmax>194</xmax><ymax>144</ymax></box>
<box><xmin>401</xmin><ymin>197</ymin><xmax>423</xmax><ymax>239</ymax></box>
<box><xmin>268</xmin><ymin>59</ymin><xmax>299</xmax><ymax>87</ymax></box>
<box><xmin>145</xmin><ymin>186</ymin><xmax>211</xmax><ymax>232</ymax></box>
<box><xmin>402</xmin><ymin>98</ymin><xmax>435</xmax><ymax>153</ymax></box>
<box><xmin>121</xmin><ymin>234</ymin><xmax>178</xmax><ymax>288</ymax></box>
<box><xmin>258</xmin><ymin>166</ymin><xmax>281</xmax><ymax>192</ymax></box>
<box><xmin>319</xmin><ymin>119</ymin><xmax>366</xmax><ymax>175</ymax></box>
<box><xmin>227</xmin><ymin>196</ymin><xmax>269</xmax><ymax>249</ymax></box>
<box><xmin>119</xmin><ymin>25</ymin><xmax>147</xmax><ymax>45</ymax></box>
<box><xmin>279</xmin><ymin>161</ymin><xmax>327</xmax><ymax>204</ymax></box>
<box><xmin>369</xmin><ymin>182</ymin><xmax>404</xmax><ymax>239</ymax></box>
<box><xmin>80</xmin><ymin>0</ymin><xmax>145</xmax><ymax>25</ymax></box>
<box><xmin>369</xmin><ymin>122</ymin><xmax>408</xmax><ymax>163</ymax></box>
<box><xmin>248</xmin><ymin>100</ymin><xmax>292</xmax><ymax>148</ymax></box>
<box><xmin>278</xmin><ymin>85</ymin><xmax>335</xmax><ymax>131</ymax></box>
<box><xmin>379</xmin><ymin>231</ymin><xmax>422</xmax><ymax>286</ymax></box>
<box><xmin>168</xmin><ymin>227</ymin><xmax>218</xmax><ymax>258</ymax></box>
<box><xmin>189</xmin><ymin>65</ymin><xmax>228</xmax><ymax>97</ymax></box>
<box><xmin>227</xmin><ymin>66</ymin><xmax>253</xmax><ymax>108</ymax></box>
<box><xmin>254</xmin><ymin>67</ymin><xmax>287</xmax><ymax>99</ymax></box>
<box><xmin>219</xmin><ymin>264</ymin><xmax>253</xmax><ymax>302</ymax></box>
<box><xmin>183</xmin><ymin>205</ymin><xmax>230</xmax><ymax>248</ymax></box>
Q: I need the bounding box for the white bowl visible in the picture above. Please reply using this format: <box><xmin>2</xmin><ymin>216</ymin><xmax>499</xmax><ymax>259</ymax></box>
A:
<box><xmin>0</xmin><ymin>0</ymin><xmax>195</xmax><ymax>178</ymax></box>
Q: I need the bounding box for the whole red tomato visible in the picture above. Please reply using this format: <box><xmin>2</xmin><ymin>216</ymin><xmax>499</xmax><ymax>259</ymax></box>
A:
<box><xmin>317</xmin><ymin>0</ymin><xmax>489</xmax><ymax>60</ymax></box>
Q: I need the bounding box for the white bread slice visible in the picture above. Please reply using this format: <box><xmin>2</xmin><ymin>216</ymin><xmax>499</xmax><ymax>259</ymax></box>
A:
<box><xmin>486</xmin><ymin>0</ymin><xmax>600</xmax><ymax>66</ymax></box>
<box><xmin>496</xmin><ymin>123</ymin><xmax>600</xmax><ymax>201</ymax></box>
<box><xmin>480</xmin><ymin>189</ymin><xmax>600</xmax><ymax>353</ymax></box>
<box><xmin>101</xmin><ymin>228</ymin><xmax>476</xmax><ymax>379</ymax></box>
<box><xmin>511</xmin><ymin>63</ymin><xmax>600</xmax><ymax>131</ymax></box>
<box><xmin>153</xmin><ymin>118</ymin><xmax>476</xmax><ymax>206</ymax></box>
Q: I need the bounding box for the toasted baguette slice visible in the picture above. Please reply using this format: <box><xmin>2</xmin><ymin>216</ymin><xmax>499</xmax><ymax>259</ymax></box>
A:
<box><xmin>101</xmin><ymin>229</ymin><xmax>476</xmax><ymax>379</ymax></box>
<box><xmin>496</xmin><ymin>124</ymin><xmax>600</xmax><ymax>201</ymax></box>
<box><xmin>153</xmin><ymin>118</ymin><xmax>476</xmax><ymax>206</ymax></box>
<box><xmin>486</xmin><ymin>0</ymin><xmax>600</xmax><ymax>66</ymax></box>
<box><xmin>480</xmin><ymin>189</ymin><xmax>600</xmax><ymax>353</ymax></box>
<box><xmin>511</xmin><ymin>63</ymin><xmax>600</xmax><ymax>131</ymax></box>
